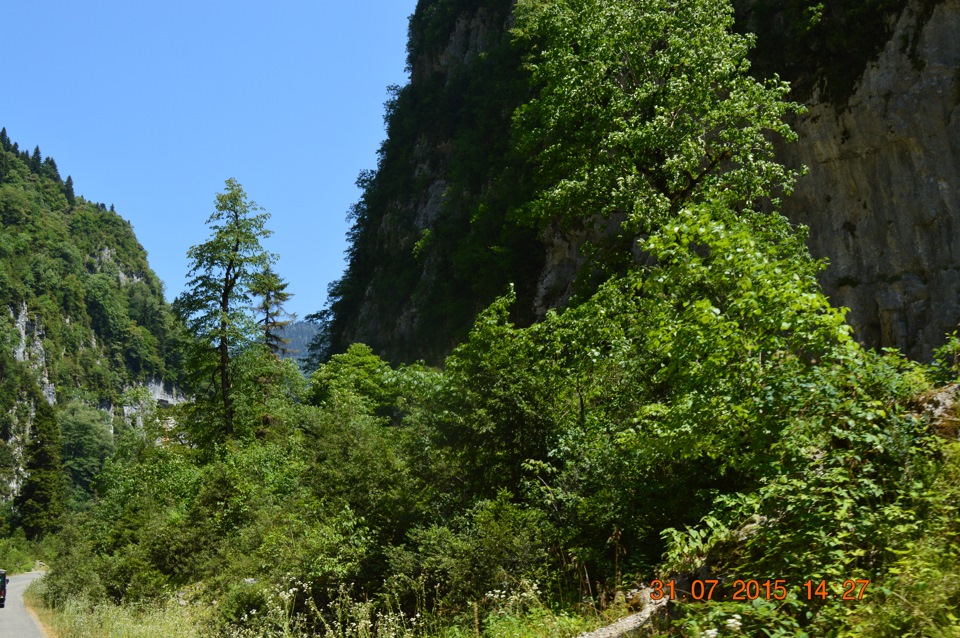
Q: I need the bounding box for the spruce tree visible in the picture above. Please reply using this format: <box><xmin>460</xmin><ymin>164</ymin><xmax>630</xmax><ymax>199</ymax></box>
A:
<box><xmin>15</xmin><ymin>393</ymin><xmax>66</xmax><ymax>539</ymax></box>
<box><xmin>42</xmin><ymin>156</ymin><xmax>61</xmax><ymax>182</ymax></box>
<box><xmin>64</xmin><ymin>175</ymin><xmax>75</xmax><ymax>206</ymax></box>
<box><xmin>30</xmin><ymin>146</ymin><xmax>42</xmax><ymax>174</ymax></box>
<box><xmin>250</xmin><ymin>266</ymin><xmax>293</xmax><ymax>356</ymax></box>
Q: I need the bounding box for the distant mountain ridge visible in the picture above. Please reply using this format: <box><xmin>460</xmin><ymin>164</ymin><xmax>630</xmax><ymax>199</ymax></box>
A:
<box><xmin>277</xmin><ymin>319</ymin><xmax>318</xmax><ymax>362</ymax></box>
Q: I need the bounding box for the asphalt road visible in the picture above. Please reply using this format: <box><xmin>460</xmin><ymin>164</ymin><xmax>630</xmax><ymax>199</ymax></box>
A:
<box><xmin>0</xmin><ymin>572</ymin><xmax>47</xmax><ymax>638</ymax></box>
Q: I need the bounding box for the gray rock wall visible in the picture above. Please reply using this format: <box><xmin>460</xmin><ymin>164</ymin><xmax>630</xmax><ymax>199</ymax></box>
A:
<box><xmin>781</xmin><ymin>0</ymin><xmax>960</xmax><ymax>359</ymax></box>
<box><xmin>344</xmin><ymin>0</ymin><xmax>959</xmax><ymax>363</ymax></box>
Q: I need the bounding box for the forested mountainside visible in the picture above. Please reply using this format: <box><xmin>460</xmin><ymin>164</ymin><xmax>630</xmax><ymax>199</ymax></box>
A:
<box><xmin>321</xmin><ymin>0</ymin><xmax>960</xmax><ymax>364</ymax></box>
<box><xmin>0</xmin><ymin>128</ymin><xmax>181</xmax><ymax>512</ymax></box>
<box><xmin>15</xmin><ymin>1</ymin><xmax>960</xmax><ymax>637</ymax></box>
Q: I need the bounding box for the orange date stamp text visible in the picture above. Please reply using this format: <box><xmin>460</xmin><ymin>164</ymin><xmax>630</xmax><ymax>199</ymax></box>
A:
<box><xmin>649</xmin><ymin>578</ymin><xmax>869</xmax><ymax>601</ymax></box>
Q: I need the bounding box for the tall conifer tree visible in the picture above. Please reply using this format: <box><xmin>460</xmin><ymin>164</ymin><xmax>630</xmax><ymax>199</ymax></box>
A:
<box><xmin>29</xmin><ymin>146</ymin><xmax>42</xmax><ymax>173</ymax></box>
<box><xmin>64</xmin><ymin>175</ymin><xmax>75</xmax><ymax>206</ymax></box>
<box><xmin>174</xmin><ymin>178</ymin><xmax>275</xmax><ymax>439</ymax></box>
<box><xmin>15</xmin><ymin>393</ymin><xmax>66</xmax><ymax>539</ymax></box>
<box><xmin>250</xmin><ymin>266</ymin><xmax>293</xmax><ymax>357</ymax></box>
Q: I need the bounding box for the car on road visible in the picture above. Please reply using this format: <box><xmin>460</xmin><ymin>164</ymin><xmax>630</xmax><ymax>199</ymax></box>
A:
<box><xmin>0</xmin><ymin>569</ymin><xmax>6</xmax><ymax>607</ymax></box>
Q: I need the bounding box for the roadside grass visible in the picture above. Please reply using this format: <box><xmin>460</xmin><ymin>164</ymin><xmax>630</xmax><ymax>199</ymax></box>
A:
<box><xmin>22</xmin><ymin>577</ymin><xmax>626</xmax><ymax>638</ymax></box>
<box><xmin>24</xmin><ymin>579</ymin><xmax>211</xmax><ymax>638</ymax></box>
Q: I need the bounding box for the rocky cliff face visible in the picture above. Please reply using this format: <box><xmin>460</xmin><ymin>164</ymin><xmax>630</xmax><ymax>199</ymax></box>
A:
<box><xmin>531</xmin><ymin>0</ymin><xmax>960</xmax><ymax>360</ymax></box>
<box><xmin>331</xmin><ymin>0</ymin><xmax>959</xmax><ymax>363</ymax></box>
<box><xmin>781</xmin><ymin>0</ymin><xmax>960</xmax><ymax>360</ymax></box>
<box><xmin>324</xmin><ymin>0</ymin><xmax>540</xmax><ymax>364</ymax></box>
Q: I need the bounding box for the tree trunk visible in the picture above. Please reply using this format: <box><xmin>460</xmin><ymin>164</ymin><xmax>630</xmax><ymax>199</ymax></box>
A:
<box><xmin>220</xmin><ymin>252</ymin><xmax>238</xmax><ymax>437</ymax></box>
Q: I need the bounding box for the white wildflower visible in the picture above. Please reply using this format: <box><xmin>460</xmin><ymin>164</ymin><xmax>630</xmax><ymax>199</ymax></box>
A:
<box><xmin>725</xmin><ymin>613</ymin><xmax>743</xmax><ymax>631</ymax></box>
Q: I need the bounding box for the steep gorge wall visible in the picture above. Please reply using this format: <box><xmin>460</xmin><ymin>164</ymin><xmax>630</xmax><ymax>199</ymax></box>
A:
<box><xmin>780</xmin><ymin>0</ymin><xmax>960</xmax><ymax>359</ymax></box>
<box><xmin>326</xmin><ymin>0</ymin><xmax>540</xmax><ymax>364</ymax></box>
<box><xmin>332</xmin><ymin>0</ymin><xmax>960</xmax><ymax>363</ymax></box>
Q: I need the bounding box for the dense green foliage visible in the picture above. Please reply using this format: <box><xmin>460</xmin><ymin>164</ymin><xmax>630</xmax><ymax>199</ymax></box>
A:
<box><xmin>35</xmin><ymin>219</ymin><xmax>960</xmax><ymax>635</ymax></box>
<box><xmin>5</xmin><ymin>0</ymin><xmax>957</xmax><ymax>636</ymax></box>
<box><xmin>26</xmin><ymin>1</ymin><xmax>960</xmax><ymax>637</ymax></box>
<box><xmin>0</xmin><ymin>128</ymin><xmax>182</xmax><ymax>540</ymax></box>
<box><xmin>512</xmin><ymin>0</ymin><xmax>798</xmax><ymax>233</ymax></box>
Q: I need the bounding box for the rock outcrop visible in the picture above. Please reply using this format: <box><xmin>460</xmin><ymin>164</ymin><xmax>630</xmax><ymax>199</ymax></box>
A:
<box><xmin>781</xmin><ymin>0</ymin><xmax>960</xmax><ymax>359</ymax></box>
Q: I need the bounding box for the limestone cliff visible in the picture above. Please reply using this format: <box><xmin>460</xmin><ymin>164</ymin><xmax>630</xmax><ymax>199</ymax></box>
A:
<box><xmin>327</xmin><ymin>0</ymin><xmax>960</xmax><ymax>363</ymax></box>
<box><xmin>780</xmin><ymin>0</ymin><xmax>960</xmax><ymax>359</ymax></box>
<box><xmin>324</xmin><ymin>0</ymin><xmax>540</xmax><ymax>364</ymax></box>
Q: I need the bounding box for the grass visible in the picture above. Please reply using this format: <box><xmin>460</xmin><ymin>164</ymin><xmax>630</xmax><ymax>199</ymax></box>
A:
<box><xmin>22</xmin><ymin>575</ymin><xmax>630</xmax><ymax>638</ymax></box>
<box><xmin>25</xmin><ymin>579</ymin><xmax>212</xmax><ymax>638</ymax></box>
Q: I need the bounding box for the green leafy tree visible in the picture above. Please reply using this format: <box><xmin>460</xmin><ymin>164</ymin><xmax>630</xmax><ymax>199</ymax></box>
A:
<box><xmin>512</xmin><ymin>0</ymin><xmax>800</xmax><ymax>236</ymax></box>
<box><xmin>58</xmin><ymin>402</ymin><xmax>115</xmax><ymax>505</ymax></box>
<box><xmin>307</xmin><ymin>343</ymin><xmax>396</xmax><ymax>412</ymax></box>
<box><xmin>174</xmin><ymin>178</ymin><xmax>275</xmax><ymax>439</ymax></box>
<box><xmin>15</xmin><ymin>394</ymin><xmax>66</xmax><ymax>539</ymax></box>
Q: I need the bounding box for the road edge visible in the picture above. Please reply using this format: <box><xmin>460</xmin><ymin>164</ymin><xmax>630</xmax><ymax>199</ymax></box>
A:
<box><xmin>21</xmin><ymin>575</ymin><xmax>57</xmax><ymax>638</ymax></box>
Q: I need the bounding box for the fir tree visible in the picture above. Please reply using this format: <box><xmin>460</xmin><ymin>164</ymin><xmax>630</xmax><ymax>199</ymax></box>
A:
<box><xmin>250</xmin><ymin>266</ymin><xmax>293</xmax><ymax>356</ymax></box>
<box><xmin>174</xmin><ymin>178</ymin><xmax>275</xmax><ymax>439</ymax></box>
<box><xmin>42</xmin><ymin>156</ymin><xmax>61</xmax><ymax>182</ymax></box>
<box><xmin>30</xmin><ymin>146</ymin><xmax>42</xmax><ymax>173</ymax></box>
<box><xmin>15</xmin><ymin>393</ymin><xmax>67</xmax><ymax>539</ymax></box>
<box><xmin>64</xmin><ymin>175</ymin><xmax>75</xmax><ymax>206</ymax></box>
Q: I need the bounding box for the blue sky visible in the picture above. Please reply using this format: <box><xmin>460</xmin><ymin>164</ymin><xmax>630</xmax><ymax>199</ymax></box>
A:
<box><xmin>0</xmin><ymin>0</ymin><xmax>418</xmax><ymax>319</ymax></box>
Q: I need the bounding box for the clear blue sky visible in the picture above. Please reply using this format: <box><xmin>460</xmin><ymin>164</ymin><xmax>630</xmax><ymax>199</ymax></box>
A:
<box><xmin>0</xmin><ymin>0</ymin><xmax>418</xmax><ymax>319</ymax></box>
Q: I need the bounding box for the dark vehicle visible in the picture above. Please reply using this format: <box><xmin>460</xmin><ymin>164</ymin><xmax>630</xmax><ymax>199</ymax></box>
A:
<box><xmin>0</xmin><ymin>569</ymin><xmax>6</xmax><ymax>607</ymax></box>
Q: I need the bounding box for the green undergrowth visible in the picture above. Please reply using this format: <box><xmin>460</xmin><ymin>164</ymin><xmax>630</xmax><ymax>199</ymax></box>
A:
<box><xmin>0</xmin><ymin>533</ymin><xmax>54</xmax><ymax>574</ymax></box>
<box><xmin>27</xmin><ymin>576</ymin><xmax>623</xmax><ymax>638</ymax></box>
<box><xmin>652</xmin><ymin>441</ymin><xmax>960</xmax><ymax>637</ymax></box>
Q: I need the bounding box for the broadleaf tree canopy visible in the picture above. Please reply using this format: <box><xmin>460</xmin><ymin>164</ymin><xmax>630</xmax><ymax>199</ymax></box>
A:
<box><xmin>512</xmin><ymin>0</ymin><xmax>801</xmax><ymax>237</ymax></box>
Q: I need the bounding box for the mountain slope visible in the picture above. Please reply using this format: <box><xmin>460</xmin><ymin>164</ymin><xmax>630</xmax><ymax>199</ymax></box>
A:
<box><xmin>0</xmin><ymin>128</ymin><xmax>182</xmax><ymax>501</ymax></box>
